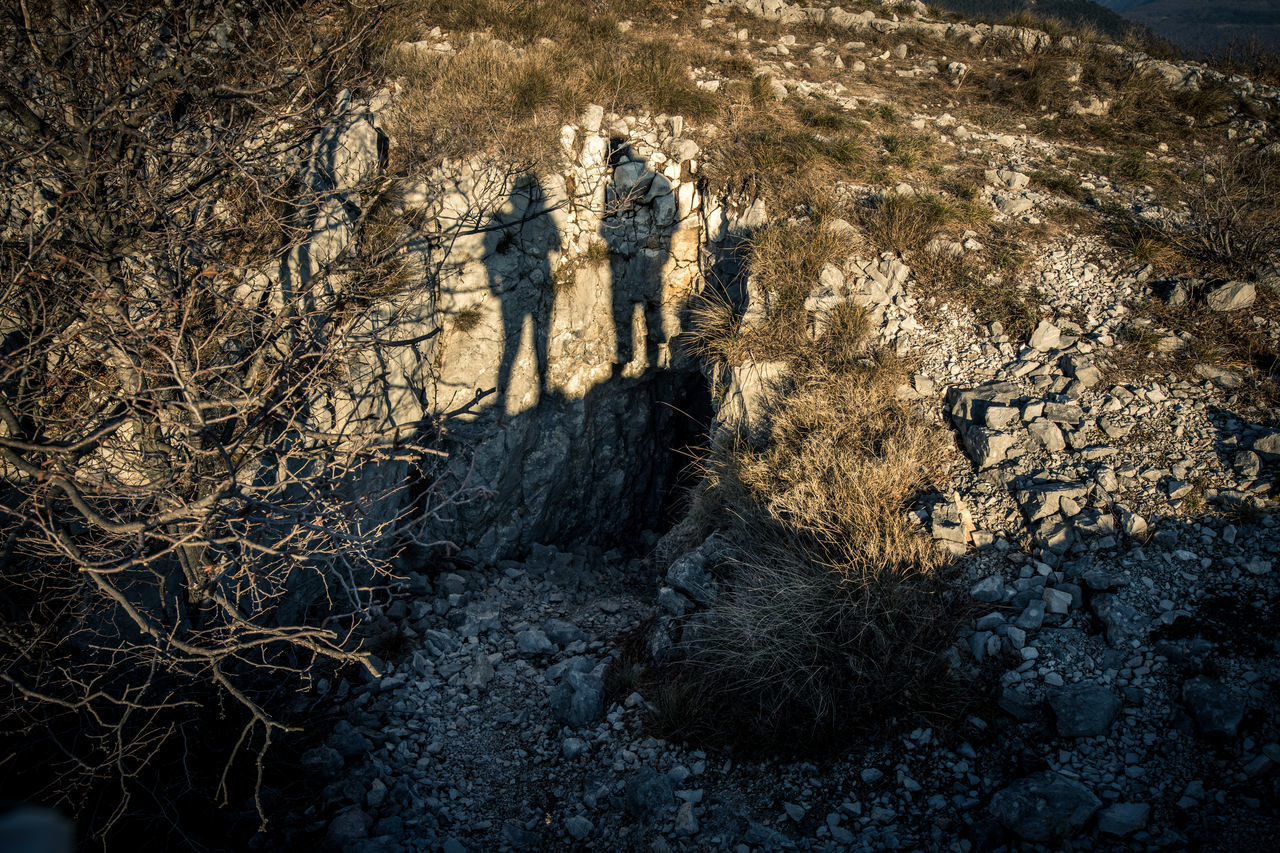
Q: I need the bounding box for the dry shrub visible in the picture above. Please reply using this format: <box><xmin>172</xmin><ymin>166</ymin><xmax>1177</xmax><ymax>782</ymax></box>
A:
<box><xmin>1204</xmin><ymin>34</ymin><xmax>1280</xmax><ymax>90</ymax></box>
<box><xmin>1181</xmin><ymin>148</ymin><xmax>1280</xmax><ymax>275</ymax></box>
<box><xmin>1100</xmin><ymin>148</ymin><xmax>1280</xmax><ymax>278</ymax></box>
<box><xmin>663</xmin><ymin>359</ymin><xmax>958</xmax><ymax>746</ymax></box>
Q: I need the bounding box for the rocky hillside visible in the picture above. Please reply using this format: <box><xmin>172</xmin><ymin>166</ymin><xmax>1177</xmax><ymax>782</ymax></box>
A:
<box><xmin>270</xmin><ymin>1</ymin><xmax>1280</xmax><ymax>851</ymax></box>
<box><xmin>4</xmin><ymin>0</ymin><xmax>1278</xmax><ymax>850</ymax></box>
<box><xmin>930</xmin><ymin>0</ymin><xmax>1151</xmax><ymax>43</ymax></box>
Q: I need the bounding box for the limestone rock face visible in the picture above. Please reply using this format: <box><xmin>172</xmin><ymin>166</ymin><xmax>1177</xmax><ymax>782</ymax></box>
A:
<box><xmin>364</xmin><ymin>107</ymin><xmax>766</xmax><ymax>561</ymax></box>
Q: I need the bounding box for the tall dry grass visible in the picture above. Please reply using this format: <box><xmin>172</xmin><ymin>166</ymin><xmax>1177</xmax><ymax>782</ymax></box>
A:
<box><xmin>660</xmin><ymin>316</ymin><xmax>961</xmax><ymax>745</ymax></box>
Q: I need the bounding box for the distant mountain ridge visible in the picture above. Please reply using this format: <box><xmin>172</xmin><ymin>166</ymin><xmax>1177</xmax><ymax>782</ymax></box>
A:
<box><xmin>1096</xmin><ymin>0</ymin><xmax>1280</xmax><ymax>53</ymax></box>
<box><xmin>925</xmin><ymin>0</ymin><xmax>1155</xmax><ymax>42</ymax></box>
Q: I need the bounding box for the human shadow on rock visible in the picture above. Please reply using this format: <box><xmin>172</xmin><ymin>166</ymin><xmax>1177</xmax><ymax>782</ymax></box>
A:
<box><xmin>485</xmin><ymin>175</ymin><xmax>561</xmax><ymax>417</ymax></box>
<box><xmin>602</xmin><ymin>139</ymin><xmax>677</xmax><ymax>374</ymax></box>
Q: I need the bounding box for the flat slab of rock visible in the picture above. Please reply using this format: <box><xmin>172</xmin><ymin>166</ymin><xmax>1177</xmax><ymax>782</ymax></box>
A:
<box><xmin>1016</xmin><ymin>481</ymin><xmax>1088</xmax><ymax>522</ymax></box>
<box><xmin>997</xmin><ymin>195</ymin><xmax>1034</xmax><ymax>216</ymax></box>
<box><xmin>1029</xmin><ymin>320</ymin><xmax>1061</xmax><ymax>351</ymax></box>
<box><xmin>1193</xmin><ymin>363</ymin><xmax>1243</xmax><ymax>388</ymax></box>
<box><xmin>971</xmin><ymin>574</ymin><xmax>1006</xmax><ymax>602</ymax></box>
<box><xmin>989</xmin><ymin>772</ymin><xmax>1101</xmax><ymax>842</ymax></box>
<box><xmin>1098</xmin><ymin>802</ymin><xmax>1150</xmax><ymax>837</ymax></box>
<box><xmin>1254</xmin><ymin>430</ymin><xmax>1280</xmax><ymax>459</ymax></box>
<box><xmin>624</xmin><ymin>766</ymin><xmax>674</xmax><ymax>822</ymax></box>
<box><xmin>946</xmin><ymin>384</ymin><xmax>1028</xmax><ymax>469</ymax></box>
<box><xmin>1049</xmin><ymin>682</ymin><xmax>1121</xmax><ymax>737</ymax></box>
<box><xmin>549</xmin><ymin>665</ymin><xmax>605</xmax><ymax>726</ymax></box>
<box><xmin>1206</xmin><ymin>281</ymin><xmax>1255</xmax><ymax>311</ymax></box>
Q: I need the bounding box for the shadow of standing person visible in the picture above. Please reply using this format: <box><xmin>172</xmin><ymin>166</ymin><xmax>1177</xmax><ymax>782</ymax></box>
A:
<box><xmin>485</xmin><ymin>175</ymin><xmax>562</xmax><ymax>418</ymax></box>
<box><xmin>601</xmin><ymin>139</ymin><xmax>677</xmax><ymax>377</ymax></box>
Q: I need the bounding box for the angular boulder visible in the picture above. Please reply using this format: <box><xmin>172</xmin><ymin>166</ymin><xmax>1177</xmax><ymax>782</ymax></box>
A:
<box><xmin>1182</xmin><ymin>676</ymin><xmax>1245</xmax><ymax>738</ymax></box>
<box><xmin>1048</xmin><ymin>682</ymin><xmax>1121</xmax><ymax>737</ymax></box>
<box><xmin>1206</xmin><ymin>281</ymin><xmax>1255</xmax><ymax>312</ymax></box>
<box><xmin>549</xmin><ymin>666</ymin><xmax>605</xmax><ymax>726</ymax></box>
<box><xmin>989</xmin><ymin>772</ymin><xmax>1101</xmax><ymax>842</ymax></box>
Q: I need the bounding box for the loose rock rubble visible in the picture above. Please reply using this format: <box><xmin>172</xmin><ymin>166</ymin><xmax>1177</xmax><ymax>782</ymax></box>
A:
<box><xmin>287</xmin><ymin>220</ymin><xmax>1279</xmax><ymax>853</ymax></box>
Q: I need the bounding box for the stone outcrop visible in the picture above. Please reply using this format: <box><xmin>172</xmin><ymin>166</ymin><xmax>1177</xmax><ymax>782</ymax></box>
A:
<box><xmin>361</xmin><ymin>99</ymin><xmax>769</xmax><ymax>561</ymax></box>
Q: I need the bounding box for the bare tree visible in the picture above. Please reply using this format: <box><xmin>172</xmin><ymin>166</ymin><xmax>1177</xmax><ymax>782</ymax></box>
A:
<box><xmin>0</xmin><ymin>0</ymin><xmax>480</xmax><ymax>840</ymax></box>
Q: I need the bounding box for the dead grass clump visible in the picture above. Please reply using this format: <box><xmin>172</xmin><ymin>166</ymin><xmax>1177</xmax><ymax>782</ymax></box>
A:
<box><xmin>911</xmin><ymin>228</ymin><xmax>1041</xmax><ymax>339</ymax></box>
<box><xmin>684</xmin><ymin>219</ymin><xmax>869</xmax><ymax>371</ymax></box>
<box><xmin>978</xmin><ymin>54</ymin><xmax>1081</xmax><ymax>111</ymax></box>
<box><xmin>585</xmin><ymin>40</ymin><xmax>720</xmax><ymax>120</ymax></box>
<box><xmin>1103</xmin><ymin>212</ymin><xmax>1187</xmax><ymax>276</ymax></box>
<box><xmin>660</xmin><ymin>362</ymin><xmax>958</xmax><ymax>746</ymax></box>
<box><xmin>1115</xmin><ymin>294</ymin><xmax>1280</xmax><ymax>407</ymax></box>
<box><xmin>387</xmin><ymin>40</ymin><xmax>563</xmax><ymax>168</ymax></box>
<box><xmin>386</xmin><ymin>14</ymin><xmax>717</xmax><ymax>168</ymax></box>
<box><xmin>878</xmin><ymin>132</ymin><xmax>934</xmax><ymax>170</ymax></box>
<box><xmin>683</xmin><ymin>288</ymin><xmax>748</xmax><ymax>365</ymax></box>
<box><xmin>704</xmin><ymin>108</ymin><xmax>868</xmax><ymax>210</ymax></box>
<box><xmin>747</xmin><ymin>220</ymin><xmax>850</xmax><ymax>315</ymax></box>
<box><xmin>965</xmin><ymin>43</ymin><xmax>1233</xmax><ymax>151</ymax></box>
<box><xmin>796</xmin><ymin>98</ymin><xmax>856</xmax><ymax>131</ymax></box>
<box><xmin>451</xmin><ymin>305</ymin><xmax>484</xmax><ymax>332</ymax></box>
<box><xmin>1031</xmin><ymin>168</ymin><xmax>1086</xmax><ymax>201</ymax></box>
<box><xmin>858</xmin><ymin>192</ymin><xmax>975</xmax><ymax>255</ymax></box>
<box><xmin>408</xmin><ymin>0</ymin><xmax>622</xmax><ymax>46</ymax></box>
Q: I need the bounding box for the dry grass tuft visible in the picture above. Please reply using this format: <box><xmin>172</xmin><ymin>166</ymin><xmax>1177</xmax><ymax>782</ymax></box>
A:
<box><xmin>857</xmin><ymin>192</ymin><xmax>984</xmax><ymax>255</ymax></box>
<box><xmin>702</xmin><ymin>87</ymin><xmax>870</xmax><ymax>210</ymax></box>
<box><xmin>683</xmin><ymin>220</ymin><xmax>860</xmax><ymax>368</ymax></box>
<box><xmin>657</xmin><ymin>356</ymin><xmax>959</xmax><ymax>746</ymax></box>
<box><xmin>748</xmin><ymin>220</ymin><xmax>850</xmax><ymax>311</ymax></box>
<box><xmin>910</xmin><ymin>226</ymin><xmax>1041</xmax><ymax>339</ymax></box>
<box><xmin>683</xmin><ymin>288</ymin><xmax>748</xmax><ymax>365</ymax></box>
<box><xmin>451</xmin><ymin>305</ymin><xmax>484</xmax><ymax>333</ymax></box>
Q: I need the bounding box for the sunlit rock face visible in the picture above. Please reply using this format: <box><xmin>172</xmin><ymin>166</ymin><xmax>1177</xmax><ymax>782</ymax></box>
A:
<box><xmin>369</xmin><ymin>110</ymin><xmax>756</xmax><ymax>562</ymax></box>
